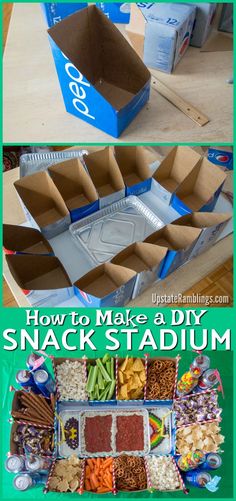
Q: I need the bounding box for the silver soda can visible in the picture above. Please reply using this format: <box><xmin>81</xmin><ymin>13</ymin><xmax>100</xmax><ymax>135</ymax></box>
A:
<box><xmin>192</xmin><ymin>355</ymin><xmax>210</xmax><ymax>375</ymax></box>
<box><xmin>33</xmin><ymin>369</ymin><xmax>55</xmax><ymax>397</ymax></box>
<box><xmin>196</xmin><ymin>369</ymin><xmax>218</xmax><ymax>391</ymax></box>
<box><xmin>13</xmin><ymin>473</ymin><xmax>34</xmax><ymax>491</ymax></box>
<box><xmin>25</xmin><ymin>456</ymin><xmax>51</xmax><ymax>473</ymax></box>
<box><xmin>5</xmin><ymin>455</ymin><xmax>25</xmax><ymax>473</ymax></box>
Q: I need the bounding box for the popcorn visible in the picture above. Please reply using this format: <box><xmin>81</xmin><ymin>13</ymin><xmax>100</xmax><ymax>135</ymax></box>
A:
<box><xmin>147</xmin><ymin>456</ymin><xmax>180</xmax><ymax>491</ymax></box>
<box><xmin>56</xmin><ymin>360</ymin><xmax>87</xmax><ymax>400</ymax></box>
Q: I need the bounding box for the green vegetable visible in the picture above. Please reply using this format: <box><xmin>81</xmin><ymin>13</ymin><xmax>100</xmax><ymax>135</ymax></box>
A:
<box><xmin>107</xmin><ymin>379</ymin><xmax>116</xmax><ymax>400</ymax></box>
<box><xmin>96</xmin><ymin>358</ymin><xmax>111</xmax><ymax>382</ymax></box>
<box><xmin>86</xmin><ymin>365</ymin><xmax>98</xmax><ymax>394</ymax></box>
<box><xmin>100</xmin><ymin>385</ymin><xmax>110</xmax><ymax>401</ymax></box>
<box><xmin>94</xmin><ymin>383</ymin><xmax>99</xmax><ymax>400</ymax></box>
<box><xmin>102</xmin><ymin>353</ymin><xmax>110</xmax><ymax>364</ymax></box>
<box><xmin>98</xmin><ymin>369</ymin><xmax>105</xmax><ymax>391</ymax></box>
<box><xmin>106</xmin><ymin>360</ymin><xmax>111</xmax><ymax>377</ymax></box>
<box><xmin>110</xmin><ymin>357</ymin><xmax>114</xmax><ymax>378</ymax></box>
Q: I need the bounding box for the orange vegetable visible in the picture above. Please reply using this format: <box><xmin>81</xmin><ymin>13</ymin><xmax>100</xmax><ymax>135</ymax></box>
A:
<box><xmin>84</xmin><ymin>457</ymin><xmax>113</xmax><ymax>493</ymax></box>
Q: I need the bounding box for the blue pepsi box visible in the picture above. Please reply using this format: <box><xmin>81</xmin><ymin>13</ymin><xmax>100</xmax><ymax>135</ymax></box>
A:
<box><xmin>171</xmin><ymin>157</ymin><xmax>227</xmax><ymax>215</ymax></box>
<box><xmin>144</xmin><ymin>224</ymin><xmax>202</xmax><ymax>279</ymax></box>
<box><xmin>96</xmin><ymin>3</ymin><xmax>130</xmax><ymax>23</ymax></box>
<box><xmin>47</xmin><ymin>5</ymin><xmax>151</xmax><ymax>138</ymax></box>
<box><xmin>41</xmin><ymin>3</ymin><xmax>87</xmax><ymax>27</ymax></box>
<box><xmin>208</xmin><ymin>147</ymin><xmax>233</xmax><ymax>171</ymax></box>
<box><xmin>73</xmin><ymin>263</ymin><xmax>137</xmax><ymax>307</ymax></box>
<box><xmin>3</xmin><ymin>225</ymin><xmax>54</xmax><ymax>256</ymax></box>
<box><xmin>114</xmin><ymin>146</ymin><xmax>152</xmax><ymax>196</ymax></box>
<box><xmin>48</xmin><ymin>158</ymin><xmax>99</xmax><ymax>223</ymax></box>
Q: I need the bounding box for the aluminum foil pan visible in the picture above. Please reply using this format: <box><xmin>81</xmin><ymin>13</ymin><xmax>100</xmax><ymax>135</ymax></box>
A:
<box><xmin>57</xmin><ymin>409</ymin><xmax>81</xmax><ymax>458</ymax></box>
<box><xmin>79</xmin><ymin>408</ymin><xmax>150</xmax><ymax>457</ymax></box>
<box><xmin>69</xmin><ymin>196</ymin><xmax>164</xmax><ymax>265</ymax></box>
<box><xmin>19</xmin><ymin>149</ymin><xmax>88</xmax><ymax>177</ymax></box>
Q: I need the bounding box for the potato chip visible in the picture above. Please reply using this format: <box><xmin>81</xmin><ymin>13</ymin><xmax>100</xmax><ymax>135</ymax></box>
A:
<box><xmin>118</xmin><ymin>370</ymin><xmax>124</xmax><ymax>384</ymax></box>
<box><xmin>70</xmin><ymin>479</ymin><xmax>79</xmax><ymax>492</ymax></box>
<box><xmin>132</xmin><ymin>358</ymin><xmax>145</xmax><ymax>372</ymax></box>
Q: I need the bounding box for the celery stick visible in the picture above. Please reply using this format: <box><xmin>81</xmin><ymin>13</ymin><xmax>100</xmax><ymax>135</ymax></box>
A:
<box><xmin>94</xmin><ymin>383</ymin><xmax>99</xmax><ymax>400</ymax></box>
<box><xmin>86</xmin><ymin>365</ymin><xmax>98</xmax><ymax>394</ymax></box>
<box><xmin>107</xmin><ymin>380</ymin><xmax>116</xmax><ymax>401</ymax></box>
<box><xmin>100</xmin><ymin>385</ymin><xmax>110</xmax><ymax>401</ymax></box>
<box><xmin>106</xmin><ymin>360</ymin><xmax>111</xmax><ymax>377</ymax></box>
<box><xmin>102</xmin><ymin>353</ymin><xmax>110</xmax><ymax>364</ymax></box>
<box><xmin>96</xmin><ymin>359</ymin><xmax>111</xmax><ymax>382</ymax></box>
<box><xmin>110</xmin><ymin>357</ymin><xmax>114</xmax><ymax>378</ymax></box>
<box><xmin>98</xmin><ymin>369</ymin><xmax>105</xmax><ymax>391</ymax></box>
<box><xmin>86</xmin><ymin>365</ymin><xmax>93</xmax><ymax>392</ymax></box>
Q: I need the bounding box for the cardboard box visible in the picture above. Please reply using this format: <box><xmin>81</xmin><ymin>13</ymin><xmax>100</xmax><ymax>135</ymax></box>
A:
<box><xmin>96</xmin><ymin>2</ymin><xmax>130</xmax><ymax>23</ymax></box>
<box><xmin>171</xmin><ymin>158</ymin><xmax>227</xmax><ymax>214</ymax></box>
<box><xmin>6</xmin><ymin>255</ymin><xmax>73</xmax><ymax>307</ymax></box>
<box><xmin>48</xmin><ymin>5</ymin><xmax>151</xmax><ymax>137</ymax></box>
<box><xmin>218</xmin><ymin>3</ymin><xmax>233</xmax><ymax>33</ymax></box>
<box><xmin>114</xmin><ymin>146</ymin><xmax>152</xmax><ymax>196</ymax></box>
<box><xmin>3</xmin><ymin>224</ymin><xmax>53</xmax><ymax>256</ymax></box>
<box><xmin>126</xmin><ymin>3</ymin><xmax>196</xmax><ymax>73</ymax></box>
<box><xmin>74</xmin><ymin>262</ymin><xmax>137</xmax><ymax>307</ymax></box>
<box><xmin>41</xmin><ymin>3</ymin><xmax>87</xmax><ymax>27</ymax></box>
<box><xmin>144</xmin><ymin>224</ymin><xmax>201</xmax><ymax>278</ymax></box>
<box><xmin>14</xmin><ymin>171</ymin><xmax>71</xmax><ymax>239</ymax></box>
<box><xmin>83</xmin><ymin>147</ymin><xmax>125</xmax><ymax>208</ymax></box>
<box><xmin>208</xmin><ymin>146</ymin><xmax>233</xmax><ymax>171</ymax></box>
<box><xmin>48</xmin><ymin>158</ymin><xmax>99</xmax><ymax>222</ymax></box>
<box><xmin>173</xmin><ymin>212</ymin><xmax>232</xmax><ymax>257</ymax></box>
<box><xmin>190</xmin><ymin>3</ymin><xmax>216</xmax><ymax>48</ymax></box>
<box><xmin>152</xmin><ymin>146</ymin><xmax>202</xmax><ymax>204</ymax></box>
<box><xmin>111</xmin><ymin>242</ymin><xmax>167</xmax><ymax>298</ymax></box>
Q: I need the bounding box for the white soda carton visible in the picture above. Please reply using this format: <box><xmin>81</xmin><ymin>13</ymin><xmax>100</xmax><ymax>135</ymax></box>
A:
<box><xmin>190</xmin><ymin>3</ymin><xmax>216</xmax><ymax>48</ymax></box>
<box><xmin>127</xmin><ymin>3</ymin><xmax>196</xmax><ymax>73</ymax></box>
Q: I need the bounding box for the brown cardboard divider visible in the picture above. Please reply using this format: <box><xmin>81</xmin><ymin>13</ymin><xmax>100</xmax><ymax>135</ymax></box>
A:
<box><xmin>48</xmin><ymin>158</ymin><xmax>98</xmax><ymax>210</ymax></box>
<box><xmin>14</xmin><ymin>171</ymin><xmax>70</xmax><ymax>228</ymax></box>
<box><xmin>10</xmin><ymin>422</ymin><xmax>20</xmax><ymax>455</ymax></box>
<box><xmin>83</xmin><ymin>147</ymin><xmax>125</xmax><ymax>197</ymax></box>
<box><xmin>173</xmin><ymin>212</ymin><xmax>232</xmax><ymax>228</ymax></box>
<box><xmin>48</xmin><ymin>5</ymin><xmax>150</xmax><ymax>111</ymax></box>
<box><xmin>74</xmin><ymin>263</ymin><xmax>136</xmax><ymax>298</ymax></box>
<box><xmin>144</xmin><ymin>224</ymin><xmax>202</xmax><ymax>250</ymax></box>
<box><xmin>153</xmin><ymin>146</ymin><xmax>202</xmax><ymax>193</ymax></box>
<box><xmin>3</xmin><ymin>224</ymin><xmax>53</xmax><ymax>255</ymax></box>
<box><xmin>6</xmin><ymin>255</ymin><xmax>72</xmax><ymax>291</ymax></box>
<box><xmin>114</xmin><ymin>146</ymin><xmax>152</xmax><ymax>187</ymax></box>
<box><xmin>111</xmin><ymin>242</ymin><xmax>167</xmax><ymax>272</ymax></box>
<box><xmin>174</xmin><ymin>158</ymin><xmax>227</xmax><ymax>211</ymax></box>
<box><xmin>126</xmin><ymin>4</ymin><xmax>146</xmax><ymax>59</ymax></box>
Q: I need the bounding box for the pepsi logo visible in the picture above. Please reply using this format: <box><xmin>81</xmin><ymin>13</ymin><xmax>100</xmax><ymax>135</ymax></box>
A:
<box><xmin>216</xmin><ymin>154</ymin><xmax>229</xmax><ymax>163</ymax></box>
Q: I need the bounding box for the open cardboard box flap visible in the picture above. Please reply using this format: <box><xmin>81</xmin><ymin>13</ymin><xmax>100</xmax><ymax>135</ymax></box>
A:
<box><xmin>112</xmin><ymin>242</ymin><xmax>168</xmax><ymax>272</ymax></box>
<box><xmin>74</xmin><ymin>262</ymin><xmax>136</xmax><ymax>298</ymax></box>
<box><xmin>83</xmin><ymin>147</ymin><xmax>125</xmax><ymax>196</ymax></box>
<box><xmin>14</xmin><ymin>171</ymin><xmax>69</xmax><ymax>227</ymax></box>
<box><xmin>153</xmin><ymin>146</ymin><xmax>202</xmax><ymax>193</ymax></box>
<box><xmin>126</xmin><ymin>4</ymin><xmax>146</xmax><ymax>59</ymax></box>
<box><xmin>48</xmin><ymin>158</ymin><xmax>98</xmax><ymax>210</ymax></box>
<box><xmin>144</xmin><ymin>224</ymin><xmax>201</xmax><ymax>250</ymax></box>
<box><xmin>3</xmin><ymin>224</ymin><xmax>53</xmax><ymax>254</ymax></box>
<box><xmin>6</xmin><ymin>254</ymin><xmax>72</xmax><ymax>290</ymax></box>
<box><xmin>114</xmin><ymin>146</ymin><xmax>152</xmax><ymax>186</ymax></box>
<box><xmin>48</xmin><ymin>5</ymin><xmax>150</xmax><ymax>110</ymax></box>
<box><xmin>173</xmin><ymin>212</ymin><xmax>232</xmax><ymax>228</ymax></box>
<box><xmin>174</xmin><ymin>157</ymin><xmax>227</xmax><ymax>211</ymax></box>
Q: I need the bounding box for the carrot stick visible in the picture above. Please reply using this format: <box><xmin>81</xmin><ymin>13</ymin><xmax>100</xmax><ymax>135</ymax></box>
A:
<box><xmin>87</xmin><ymin>459</ymin><xmax>94</xmax><ymax>470</ymax></box>
<box><xmin>103</xmin><ymin>458</ymin><xmax>113</xmax><ymax>469</ymax></box>
<box><xmin>85</xmin><ymin>479</ymin><xmax>91</xmax><ymax>491</ymax></box>
<box><xmin>97</xmin><ymin>487</ymin><xmax>111</xmax><ymax>493</ymax></box>
<box><xmin>90</xmin><ymin>473</ymin><xmax>99</xmax><ymax>489</ymax></box>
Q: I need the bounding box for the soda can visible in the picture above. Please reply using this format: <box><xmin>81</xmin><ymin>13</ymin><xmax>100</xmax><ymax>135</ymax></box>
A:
<box><xmin>16</xmin><ymin>370</ymin><xmax>40</xmax><ymax>393</ymax></box>
<box><xmin>185</xmin><ymin>469</ymin><xmax>212</xmax><ymax>487</ymax></box>
<box><xmin>26</xmin><ymin>353</ymin><xmax>46</xmax><ymax>371</ymax></box>
<box><xmin>33</xmin><ymin>369</ymin><xmax>55</xmax><ymax>398</ymax></box>
<box><xmin>196</xmin><ymin>369</ymin><xmax>218</xmax><ymax>392</ymax></box>
<box><xmin>25</xmin><ymin>456</ymin><xmax>51</xmax><ymax>473</ymax></box>
<box><xmin>14</xmin><ymin>473</ymin><xmax>47</xmax><ymax>491</ymax></box>
<box><xmin>5</xmin><ymin>455</ymin><xmax>25</xmax><ymax>473</ymax></box>
<box><xmin>200</xmin><ymin>453</ymin><xmax>222</xmax><ymax>470</ymax></box>
<box><xmin>192</xmin><ymin>355</ymin><xmax>210</xmax><ymax>375</ymax></box>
